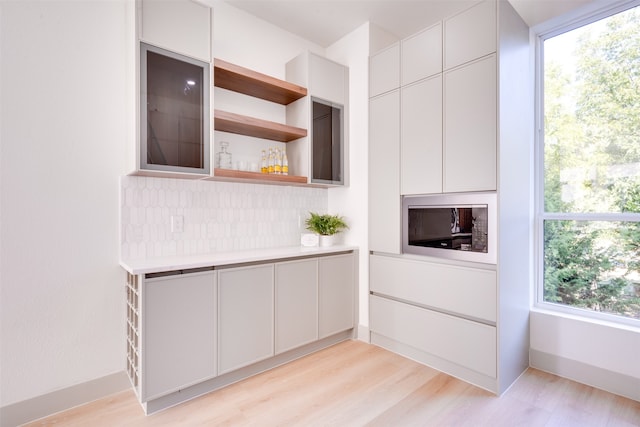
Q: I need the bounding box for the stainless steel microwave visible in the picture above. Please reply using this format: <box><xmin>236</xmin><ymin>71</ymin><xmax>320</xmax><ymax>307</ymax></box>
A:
<box><xmin>402</xmin><ymin>192</ymin><xmax>497</xmax><ymax>264</ymax></box>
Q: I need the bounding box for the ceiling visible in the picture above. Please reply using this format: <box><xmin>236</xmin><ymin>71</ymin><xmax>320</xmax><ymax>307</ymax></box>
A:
<box><xmin>222</xmin><ymin>0</ymin><xmax>597</xmax><ymax>47</ymax></box>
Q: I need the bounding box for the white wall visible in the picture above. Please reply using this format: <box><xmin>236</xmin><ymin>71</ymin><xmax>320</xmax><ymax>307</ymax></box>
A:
<box><xmin>325</xmin><ymin>23</ymin><xmax>371</xmax><ymax>337</ymax></box>
<box><xmin>0</xmin><ymin>1</ymin><xmax>129</xmax><ymax>406</ymax></box>
<box><xmin>0</xmin><ymin>0</ymin><xmax>326</xmax><ymax>417</ymax></box>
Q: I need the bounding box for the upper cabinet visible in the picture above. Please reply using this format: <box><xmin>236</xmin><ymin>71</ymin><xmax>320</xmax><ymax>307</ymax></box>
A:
<box><xmin>133</xmin><ymin>0</ymin><xmax>213</xmax><ymax>178</ymax></box>
<box><xmin>371</xmin><ymin>0</ymin><xmax>498</xmax><ymax>196</ymax></box>
<box><xmin>138</xmin><ymin>0</ymin><xmax>212</xmax><ymax>63</ymax></box>
<box><xmin>443</xmin><ymin>55</ymin><xmax>497</xmax><ymax>193</ymax></box>
<box><xmin>402</xmin><ymin>23</ymin><xmax>442</xmax><ymax>86</ymax></box>
<box><xmin>369</xmin><ymin>43</ymin><xmax>400</xmax><ymax>97</ymax></box>
<box><xmin>444</xmin><ymin>0</ymin><xmax>496</xmax><ymax>70</ymax></box>
<box><xmin>286</xmin><ymin>52</ymin><xmax>349</xmax><ymax>186</ymax></box>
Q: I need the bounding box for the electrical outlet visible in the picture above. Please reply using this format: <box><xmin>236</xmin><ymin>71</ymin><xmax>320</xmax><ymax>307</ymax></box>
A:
<box><xmin>171</xmin><ymin>215</ymin><xmax>184</xmax><ymax>233</ymax></box>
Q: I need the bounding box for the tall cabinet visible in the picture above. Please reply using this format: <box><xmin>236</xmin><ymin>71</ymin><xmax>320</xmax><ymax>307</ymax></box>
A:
<box><xmin>368</xmin><ymin>0</ymin><xmax>532</xmax><ymax>395</ymax></box>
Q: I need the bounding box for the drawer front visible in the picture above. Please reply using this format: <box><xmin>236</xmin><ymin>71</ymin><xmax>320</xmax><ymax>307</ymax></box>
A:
<box><xmin>370</xmin><ymin>295</ymin><xmax>496</xmax><ymax>378</ymax></box>
<box><xmin>370</xmin><ymin>255</ymin><xmax>496</xmax><ymax>322</ymax></box>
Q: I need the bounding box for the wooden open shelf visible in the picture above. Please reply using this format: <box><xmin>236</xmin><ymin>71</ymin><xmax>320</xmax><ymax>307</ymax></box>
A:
<box><xmin>213</xmin><ymin>168</ymin><xmax>308</xmax><ymax>184</ymax></box>
<box><xmin>214</xmin><ymin>110</ymin><xmax>307</xmax><ymax>142</ymax></box>
<box><xmin>214</xmin><ymin>59</ymin><xmax>307</xmax><ymax>105</ymax></box>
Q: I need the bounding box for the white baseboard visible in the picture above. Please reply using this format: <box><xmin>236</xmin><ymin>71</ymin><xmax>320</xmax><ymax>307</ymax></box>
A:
<box><xmin>530</xmin><ymin>349</ymin><xmax>640</xmax><ymax>402</ymax></box>
<box><xmin>0</xmin><ymin>371</ymin><xmax>130</xmax><ymax>427</ymax></box>
<box><xmin>356</xmin><ymin>324</ymin><xmax>370</xmax><ymax>343</ymax></box>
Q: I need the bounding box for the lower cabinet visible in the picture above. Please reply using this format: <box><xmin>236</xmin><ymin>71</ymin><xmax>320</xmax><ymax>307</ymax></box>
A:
<box><xmin>319</xmin><ymin>254</ymin><xmax>355</xmax><ymax>338</ymax></box>
<box><xmin>369</xmin><ymin>254</ymin><xmax>499</xmax><ymax>392</ymax></box>
<box><xmin>218</xmin><ymin>264</ymin><xmax>275</xmax><ymax>374</ymax></box>
<box><xmin>126</xmin><ymin>250</ymin><xmax>356</xmax><ymax>413</ymax></box>
<box><xmin>370</xmin><ymin>294</ymin><xmax>496</xmax><ymax>378</ymax></box>
<box><xmin>142</xmin><ymin>270</ymin><xmax>216</xmax><ymax>401</ymax></box>
<box><xmin>275</xmin><ymin>259</ymin><xmax>318</xmax><ymax>354</ymax></box>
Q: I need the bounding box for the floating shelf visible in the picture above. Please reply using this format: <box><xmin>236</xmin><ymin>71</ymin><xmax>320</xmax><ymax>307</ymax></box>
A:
<box><xmin>214</xmin><ymin>110</ymin><xmax>307</xmax><ymax>142</ymax></box>
<box><xmin>213</xmin><ymin>168</ymin><xmax>308</xmax><ymax>184</ymax></box>
<box><xmin>214</xmin><ymin>59</ymin><xmax>307</xmax><ymax>105</ymax></box>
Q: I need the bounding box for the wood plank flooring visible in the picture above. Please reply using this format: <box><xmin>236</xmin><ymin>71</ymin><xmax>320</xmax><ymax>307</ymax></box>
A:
<box><xmin>24</xmin><ymin>340</ymin><xmax>640</xmax><ymax>426</ymax></box>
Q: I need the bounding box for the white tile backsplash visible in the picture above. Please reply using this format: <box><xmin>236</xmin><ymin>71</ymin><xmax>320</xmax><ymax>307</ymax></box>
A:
<box><xmin>121</xmin><ymin>176</ymin><xmax>327</xmax><ymax>260</ymax></box>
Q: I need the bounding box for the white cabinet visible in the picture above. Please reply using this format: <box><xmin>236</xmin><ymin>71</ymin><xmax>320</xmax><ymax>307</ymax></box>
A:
<box><xmin>133</xmin><ymin>0</ymin><xmax>213</xmax><ymax>178</ymax></box>
<box><xmin>369</xmin><ymin>90</ymin><xmax>401</xmax><ymax>254</ymax></box>
<box><xmin>319</xmin><ymin>254</ymin><xmax>355</xmax><ymax>338</ymax></box>
<box><xmin>218</xmin><ymin>265</ymin><xmax>274</xmax><ymax>374</ymax></box>
<box><xmin>443</xmin><ymin>55</ymin><xmax>497</xmax><ymax>193</ymax></box>
<box><xmin>444</xmin><ymin>0</ymin><xmax>496</xmax><ymax>70</ymax></box>
<box><xmin>286</xmin><ymin>52</ymin><xmax>348</xmax><ymax>185</ymax></box>
<box><xmin>370</xmin><ymin>254</ymin><xmax>496</xmax><ymax>323</ymax></box>
<box><xmin>370</xmin><ymin>295</ymin><xmax>497</xmax><ymax>378</ymax></box>
<box><xmin>142</xmin><ymin>271</ymin><xmax>216</xmax><ymax>401</ymax></box>
<box><xmin>275</xmin><ymin>259</ymin><xmax>318</xmax><ymax>354</ymax></box>
<box><xmin>138</xmin><ymin>0</ymin><xmax>212</xmax><ymax>62</ymax></box>
<box><xmin>369</xmin><ymin>43</ymin><xmax>400</xmax><ymax>97</ymax></box>
<box><xmin>402</xmin><ymin>23</ymin><xmax>442</xmax><ymax>85</ymax></box>
<box><xmin>401</xmin><ymin>75</ymin><xmax>443</xmax><ymax>195</ymax></box>
<box><xmin>309</xmin><ymin>53</ymin><xmax>347</xmax><ymax>104</ymax></box>
<box><xmin>125</xmin><ymin>250</ymin><xmax>357</xmax><ymax>413</ymax></box>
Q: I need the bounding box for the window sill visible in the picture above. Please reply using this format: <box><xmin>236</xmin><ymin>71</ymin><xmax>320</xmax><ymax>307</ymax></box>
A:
<box><xmin>530</xmin><ymin>305</ymin><xmax>640</xmax><ymax>333</ymax></box>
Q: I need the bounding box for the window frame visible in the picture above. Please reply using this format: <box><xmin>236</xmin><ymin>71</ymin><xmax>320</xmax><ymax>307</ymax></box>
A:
<box><xmin>534</xmin><ymin>0</ymin><xmax>640</xmax><ymax>327</ymax></box>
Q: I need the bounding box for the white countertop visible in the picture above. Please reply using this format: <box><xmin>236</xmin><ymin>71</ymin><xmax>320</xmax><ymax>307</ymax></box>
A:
<box><xmin>120</xmin><ymin>245</ymin><xmax>358</xmax><ymax>275</ymax></box>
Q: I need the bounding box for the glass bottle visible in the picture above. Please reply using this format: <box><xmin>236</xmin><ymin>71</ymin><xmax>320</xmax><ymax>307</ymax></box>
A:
<box><xmin>268</xmin><ymin>148</ymin><xmax>275</xmax><ymax>174</ymax></box>
<box><xmin>282</xmin><ymin>150</ymin><xmax>289</xmax><ymax>175</ymax></box>
<box><xmin>260</xmin><ymin>150</ymin><xmax>268</xmax><ymax>174</ymax></box>
<box><xmin>217</xmin><ymin>141</ymin><xmax>232</xmax><ymax>169</ymax></box>
<box><xmin>274</xmin><ymin>148</ymin><xmax>282</xmax><ymax>175</ymax></box>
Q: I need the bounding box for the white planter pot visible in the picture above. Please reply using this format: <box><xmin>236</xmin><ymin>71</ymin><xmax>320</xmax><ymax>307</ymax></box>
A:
<box><xmin>319</xmin><ymin>235</ymin><xmax>336</xmax><ymax>247</ymax></box>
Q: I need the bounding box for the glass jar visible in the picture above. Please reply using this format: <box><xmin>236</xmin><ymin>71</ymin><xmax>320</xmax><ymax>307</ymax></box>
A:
<box><xmin>217</xmin><ymin>141</ymin><xmax>232</xmax><ymax>169</ymax></box>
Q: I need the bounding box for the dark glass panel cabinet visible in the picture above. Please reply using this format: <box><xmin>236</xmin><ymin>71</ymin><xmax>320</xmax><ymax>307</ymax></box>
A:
<box><xmin>140</xmin><ymin>43</ymin><xmax>210</xmax><ymax>175</ymax></box>
<box><xmin>311</xmin><ymin>97</ymin><xmax>343</xmax><ymax>185</ymax></box>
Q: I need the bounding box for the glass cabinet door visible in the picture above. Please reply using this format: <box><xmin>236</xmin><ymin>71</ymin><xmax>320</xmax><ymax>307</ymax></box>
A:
<box><xmin>311</xmin><ymin>97</ymin><xmax>343</xmax><ymax>185</ymax></box>
<box><xmin>140</xmin><ymin>43</ymin><xmax>210</xmax><ymax>174</ymax></box>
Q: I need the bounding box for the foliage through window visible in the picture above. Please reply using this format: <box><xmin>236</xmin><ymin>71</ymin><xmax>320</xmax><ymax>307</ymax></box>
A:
<box><xmin>540</xmin><ymin>3</ymin><xmax>640</xmax><ymax>322</ymax></box>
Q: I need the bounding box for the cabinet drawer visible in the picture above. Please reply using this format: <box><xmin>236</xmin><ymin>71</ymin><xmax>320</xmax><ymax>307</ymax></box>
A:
<box><xmin>370</xmin><ymin>255</ymin><xmax>496</xmax><ymax>323</ymax></box>
<box><xmin>370</xmin><ymin>295</ymin><xmax>496</xmax><ymax>378</ymax></box>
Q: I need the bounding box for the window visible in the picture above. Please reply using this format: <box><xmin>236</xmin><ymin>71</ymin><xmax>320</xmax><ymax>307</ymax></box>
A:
<box><xmin>537</xmin><ymin>2</ymin><xmax>640</xmax><ymax>324</ymax></box>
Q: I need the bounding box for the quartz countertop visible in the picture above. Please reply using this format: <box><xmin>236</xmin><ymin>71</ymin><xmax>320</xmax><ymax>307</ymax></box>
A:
<box><xmin>120</xmin><ymin>245</ymin><xmax>358</xmax><ymax>275</ymax></box>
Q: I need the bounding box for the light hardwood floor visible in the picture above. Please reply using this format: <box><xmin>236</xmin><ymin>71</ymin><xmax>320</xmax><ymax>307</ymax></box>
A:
<box><xmin>25</xmin><ymin>340</ymin><xmax>640</xmax><ymax>426</ymax></box>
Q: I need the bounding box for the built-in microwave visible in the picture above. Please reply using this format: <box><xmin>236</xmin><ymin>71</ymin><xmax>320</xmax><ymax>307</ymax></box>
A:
<box><xmin>402</xmin><ymin>192</ymin><xmax>497</xmax><ymax>264</ymax></box>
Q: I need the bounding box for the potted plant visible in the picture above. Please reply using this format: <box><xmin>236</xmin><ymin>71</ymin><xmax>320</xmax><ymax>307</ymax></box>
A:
<box><xmin>305</xmin><ymin>212</ymin><xmax>348</xmax><ymax>247</ymax></box>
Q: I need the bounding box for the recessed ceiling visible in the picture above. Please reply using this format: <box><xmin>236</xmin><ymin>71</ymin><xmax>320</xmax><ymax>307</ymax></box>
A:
<box><xmin>223</xmin><ymin>0</ymin><xmax>598</xmax><ymax>47</ymax></box>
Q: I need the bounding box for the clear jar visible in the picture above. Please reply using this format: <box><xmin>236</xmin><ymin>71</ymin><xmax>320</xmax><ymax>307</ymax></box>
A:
<box><xmin>217</xmin><ymin>141</ymin><xmax>232</xmax><ymax>169</ymax></box>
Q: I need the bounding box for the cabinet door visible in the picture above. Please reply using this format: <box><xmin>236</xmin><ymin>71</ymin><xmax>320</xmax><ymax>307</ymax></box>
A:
<box><xmin>142</xmin><ymin>271</ymin><xmax>216</xmax><ymax>401</ymax></box>
<box><xmin>275</xmin><ymin>259</ymin><xmax>318</xmax><ymax>354</ymax></box>
<box><xmin>444</xmin><ymin>0</ymin><xmax>496</xmax><ymax>70</ymax></box>
<box><xmin>401</xmin><ymin>75</ymin><xmax>443</xmax><ymax>195</ymax></box>
<box><xmin>218</xmin><ymin>265</ymin><xmax>274</xmax><ymax>375</ymax></box>
<box><xmin>310</xmin><ymin>53</ymin><xmax>346</xmax><ymax>105</ymax></box>
<box><xmin>402</xmin><ymin>23</ymin><xmax>442</xmax><ymax>85</ymax></box>
<box><xmin>370</xmin><ymin>43</ymin><xmax>400</xmax><ymax>97</ymax></box>
<box><xmin>444</xmin><ymin>55</ymin><xmax>497</xmax><ymax>193</ymax></box>
<box><xmin>319</xmin><ymin>254</ymin><xmax>355</xmax><ymax>338</ymax></box>
<box><xmin>369</xmin><ymin>90</ymin><xmax>401</xmax><ymax>254</ymax></box>
<box><xmin>139</xmin><ymin>0</ymin><xmax>212</xmax><ymax>62</ymax></box>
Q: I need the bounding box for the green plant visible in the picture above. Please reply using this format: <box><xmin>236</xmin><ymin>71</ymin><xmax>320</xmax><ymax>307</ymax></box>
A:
<box><xmin>305</xmin><ymin>212</ymin><xmax>348</xmax><ymax>236</ymax></box>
